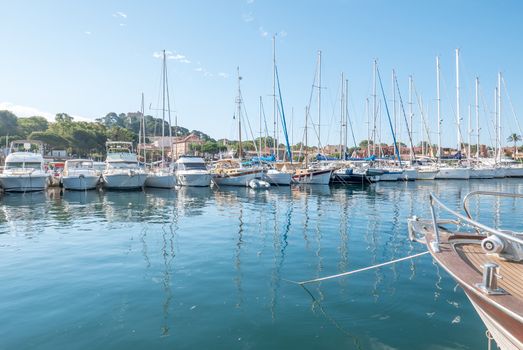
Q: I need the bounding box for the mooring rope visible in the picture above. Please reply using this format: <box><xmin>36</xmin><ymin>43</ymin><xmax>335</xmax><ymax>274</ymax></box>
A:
<box><xmin>294</xmin><ymin>251</ymin><xmax>430</xmax><ymax>285</ymax></box>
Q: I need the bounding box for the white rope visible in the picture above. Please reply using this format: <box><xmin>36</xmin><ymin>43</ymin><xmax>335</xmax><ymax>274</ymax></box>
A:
<box><xmin>297</xmin><ymin>251</ymin><xmax>430</xmax><ymax>285</ymax></box>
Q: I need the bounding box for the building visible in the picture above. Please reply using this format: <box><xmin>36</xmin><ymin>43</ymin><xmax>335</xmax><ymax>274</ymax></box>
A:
<box><xmin>146</xmin><ymin>133</ymin><xmax>205</xmax><ymax>159</ymax></box>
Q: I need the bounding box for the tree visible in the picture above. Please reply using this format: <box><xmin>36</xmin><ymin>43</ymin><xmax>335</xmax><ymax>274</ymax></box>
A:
<box><xmin>106</xmin><ymin>126</ymin><xmax>135</xmax><ymax>142</ymax></box>
<box><xmin>0</xmin><ymin>110</ymin><xmax>19</xmax><ymax>136</ymax></box>
<box><xmin>359</xmin><ymin>139</ymin><xmax>373</xmax><ymax>148</ymax></box>
<box><xmin>17</xmin><ymin>116</ymin><xmax>49</xmax><ymax>138</ymax></box>
<box><xmin>507</xmin><ymin>133</ymin><xmax>522</xmax><ymax>157</ymax></box>
<box><xmin>28</xmin><ymin>131</ymin><xmax>69</xmax><ymax>150</ymax></box>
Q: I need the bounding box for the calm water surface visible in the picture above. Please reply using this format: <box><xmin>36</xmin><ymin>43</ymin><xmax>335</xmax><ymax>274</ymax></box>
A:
<box><xmin>1</xmin><ymin>179</ymin><xmax>523</xmax><ymax>349</ymax></box>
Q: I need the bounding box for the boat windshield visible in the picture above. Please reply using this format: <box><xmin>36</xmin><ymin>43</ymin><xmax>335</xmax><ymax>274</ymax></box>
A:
<box><xmin>69</xmin><ymin>161</ymin><xmax>93</xmax><ymax>169</ymax></box>
<box><xmin>107</xmin><ymin>162</ymin><xmax>138</xmax><ymax>169</ymax></box>
<box><xmin>5</xmin><ymin>162</ymin><xmax>41</xmax><ymax>169</ymax></box>
<box><xmin>178</xmin><ymin>163</ymin><xmax>207</xmax><ymax>171</ymax></box>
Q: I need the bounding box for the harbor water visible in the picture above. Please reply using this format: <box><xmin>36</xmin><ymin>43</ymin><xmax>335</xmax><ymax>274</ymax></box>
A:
<box><xmin>2</xmin><ymin>179</ymin><xmax>523</xmax><ymax>349</ymax></box>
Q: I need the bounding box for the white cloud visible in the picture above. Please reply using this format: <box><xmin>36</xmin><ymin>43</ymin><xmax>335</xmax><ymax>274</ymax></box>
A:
<box><xmin>242</xmin><ymin>12</ymin><xmax>254</xmax><ymax>22</ymax></box>
<box><xmin>0</xmin><ymin>102</ymin><xmax>91</xmax><ymax>122</ymax></box>
<box><xmin>218</xmin><ymin>72</ymin><xmax>229</xmax><ymax>78</ymax></box>
<box><xmin>153</xmin><ymin>51</ymin><xmax>191</xmax><ymax>64</ymax></box>
<box><xmin>194</xmin><ymin>67</ymin><xmax>203</xmax><ymax>72</ymax></box>
<box><xmin>113</xmin><ymin>11</ymin><xmax>127</xmax><ymax>19</ymax></box>
<box><xmin>119</xmin><ymin>23</ymin><xmax>126</xmax><ymax>27</ymax></box>
<box><xmin>246</xmin><ymin>0</ymin><xmax>255</xmax><ymax>4</ymax></box>
<box><xmin>258</xmin><ymin>26</ymin><xmax>268</xmax><ymax>37</ymax></box>
<box><xmin>84</xmin><ymin>31</ymin><xmax>92</xmax><ymax>35</ymax></box>
<box><xmin>279</xmin><ymin>30</ymin><xmax>287</xmax><ymax>37</ymax></box>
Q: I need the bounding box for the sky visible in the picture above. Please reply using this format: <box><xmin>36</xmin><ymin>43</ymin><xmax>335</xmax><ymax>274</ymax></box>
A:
<box><xmin>1</xmin><ymin>0</ymin><xmax>523</xmax><ymax>148</ymax></box>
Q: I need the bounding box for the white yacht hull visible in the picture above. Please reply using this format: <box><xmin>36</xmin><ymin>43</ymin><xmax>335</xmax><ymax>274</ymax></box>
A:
<box><xmin>435</xmin><ymin>167</ymin><xmax>470</xmax><ymax>179</ymax></box>
<box><xmin>401</xmin><ymin>168</ymin><xmax>418</xmax><ymax>181</ymax></box>
<box><xmin>213</xmin><ymin>170</ymin><xmax>263</xmax><ymax>187</ymax></box>
<box><xmin>493</xmin><ymin>168</ymin><xmax>506</xmax><ymax>178</ymax></box>
<box><xmin>266</xmin><ymin>170</ymin><xmax>292</xmax><ymax>185</ymax></box>
<box><xmin>145</xmin><ymin>173</ymin><xmax>176</xmax><ymax>189</ymax></box>
<box><xmin>102</xmin><ymin>171</ymin><xmax>147</xmax><ymax>190</ymax></box>
<box><xmin>292</xmin><ymin>169</ymin><xmax>332</xmax><ymax>185</ymax></box>
<box><xmin>0</xmin><ymin>174</ymin><xmax>49</xmax><ymax>192</ymax></box>
<box><xmin>416</xmin><ymin>169</ymin><xmax>439</xmax><ymax>180</ymax></box>
<box><xmin>379</xmin><ymin>171</ymin><xmax>404</xmax><ymax>181</ymax></box>
<box><xmin>505</xmin><ymin>167</ymin><xmax>523</xmax><ymax>177</ymax></box>
<box><xmin>469</xmin><ymin>168</ymin><xmax>495</xmax><ymax>179</ymax></box>
<box><xmin>62</xmin><ymin>175</ymin><xmax>100</xmax><ymax>190</ymax></box>
<box><xmin>176</xmin><ymin>172</ymin><xmax>212</xmax><ymax>187</ymax></box>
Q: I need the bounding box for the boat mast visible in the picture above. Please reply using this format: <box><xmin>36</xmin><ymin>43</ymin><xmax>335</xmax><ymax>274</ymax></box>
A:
<box><xmin>409</xmin><ymin>75</ymin><xmax>414</xmax><ymax>160</ymax></box>
<box><xmin>366</xmin><ymin>98</ymin><xmax>370</xmax><ymax>156</ymax></box>
<box><xmin>456</xmin><ymin>48</ymin><xmax>463</xmax><ymax>157</ymax></box>
<box><xmin>468</xmin><ymin>105</ymin><xmax>471</xmax><ymax>162</ymax></box>
<box><xmin>273</xmin><ymin>35</ymin><xmax>278</xmax><ymax>160</ymax></box>
<box><xmin>141</xmin><ymin>92</ymin><xmax>146</xmax><ymax>165</ymax></box>
<box><xmin>372</xmin><ymin>60</ymin><xmax>377</xmax><ymax>156</ymax></box>
<box><xmin>436</xmin><ymin>56</ymin><xmax>442</xmax><ymax>163</ymax></box>
<box><xmin>305</xmin><ymin>106</ymin><xmax>309</xmax><ymax>168</ymax></box>
<box><xmin>339</xmin><ymin>72</ymin><xmax>344</xmax><ymax>160</ymax></box>
<box><xmin>237</xmin><ymin>67</ymin><xmax>243</xmax><ymax>161</ymax></box>
<box><xmin>165</xmin><ymin>52</ymin><xmax>174</xmax><ymax>162</ymax></box>
<box><xmin>475</xmin><ymin>77</ymin><xmax>480</xmax><ymax>161</ymax></box>
<box><xmin>392</xmin><ymin>70</ymin><xmax>397</xmax><ymax>161</ymax></box>
<box><xmin>317</xmin><ymin>50</ymin><xmax>322</xmax><ymax>151</ymax></box>
<box><xmin>497</xmin><ymin>72</ymin><xmax>502</xmax><ymax>164</ymax></box>
<box><xmin>259</xmin><ymin>96</ymin><xmax>263</xmax><ymax>158</ymax></box>
<box><xmin>161</xmin><ymin>50</ymin><xmax>166</xmax><ymax>164</ymax></box>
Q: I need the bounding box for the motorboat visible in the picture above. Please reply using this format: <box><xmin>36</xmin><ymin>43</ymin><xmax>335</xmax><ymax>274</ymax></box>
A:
<box><xmin>61</xmin><ymin>159</ymin><xmax>100</xmax><ymax>190</ymax></box>
<box><xmin>0</xmin><ymin>140</ymin><xmax>49</xmax><ymax>192</ymax></box>
<box><xmin>102</xmin><ymin>142</ymin><xmax>148</xmax><ymax>190</ymax></box>
<box><xmin>175</xmin><ymin>156</ymin><xmax>212</xmax><ymax>187</ymax></box>
<box><xmin>408</xmin><ymin>191</ymin><xmax>523</xmax><ymax>350</ymax></box>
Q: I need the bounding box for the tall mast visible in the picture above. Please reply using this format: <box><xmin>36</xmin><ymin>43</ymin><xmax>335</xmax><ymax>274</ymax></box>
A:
<box><xmin>494</xmin><ymin>87</ymin><xmax>498</xmax><ymax>162</ymax></box>
<box><xmin>372</xmin><ymin>60</ymin><xmax>377</xmax><ymax>155</ymax></box>
<box><xmin>366</xmin><ymin>98</ymin><xmax>370</xmax><ymax>156</ymax></box>
<box><xmin>165</xmin><ymin>53</ymin><xmax>174</xmax><ymax>161</ymax></box>
<box><xmin>161</xmin><ymin>49</ymin><xmax>166</xmax><ymax>164</ymax></box>
<box><xmin>456</xmin><ymin>48</ymin><xmax>462</xmax><ymax>155</ymax></box>
<box><xmin>345</xmin><ymin>79</ymin><xmax>350</xmax><ymax>156</ymax></box>
<box><xmin>317</xmin><ymin>50</ymin><xmax>322</xmax><ymax>150</ymax></box>
<box><xmin>409</xmin><ymin>75</ymin><xmax>414</xmax><ymax>160</ymax></box>
<box><xmin>304</xmin><ymin>106</ymin><xmax>308</xmax><ymax>168</ymax></box>
<box><xmin>272</xmin><ymin>35</ymin><xmax>278</xmax><ymax>160</ymax></box>
<box><xmin>237</xmin><ymin>67</ymin><xmax>243</xmax><ymax>161</ymax></box>
<box><xmin>468</xmin><ymin>105</ymin><xmax>471</xmax><ymax>161</ymax></box>
<box><xmin>497</xmin><ymin>72</ymin><xmax>502</xmax><ymax>163</ymax></box>
<box><xmin>259</xmin><ymin>96</ymin><xmax>263</xmax><ymax>158</ymax></box>
<box><xmin>475</xmin><ymin>77</ymin><xmax>480</xmax><ymax>161</ymax></box>
<box><xmin>392</xmin><ymin>70</ymin><xmax>397</xmax><ymax>159</ymax></box>
<box><xmin>436</xmin><ymin>56</ymin><xmax>442</xmax><ymax>162</ymax></box>
<box><xmin>140</xmin><ymin>92</ymin><xmax>146</xmax><ymax>165</ymax></box>
<box><xmin>339</xmin><ymin>72</ymin><xmax>344</xmax><ymax>160</ymax></box>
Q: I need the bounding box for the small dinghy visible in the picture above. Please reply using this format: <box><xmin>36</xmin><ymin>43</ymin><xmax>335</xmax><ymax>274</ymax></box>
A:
<box><xmin>249</xmin><ymin>179</ymin><xmax>270</xmax><ymax>189</ymax></box>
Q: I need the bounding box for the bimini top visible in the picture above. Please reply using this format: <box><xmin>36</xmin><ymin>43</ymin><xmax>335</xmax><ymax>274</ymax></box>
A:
<box><xmin>5</xmin><ymin>151</ymin><xmax>44</xmax><ymax>164</ymax></box>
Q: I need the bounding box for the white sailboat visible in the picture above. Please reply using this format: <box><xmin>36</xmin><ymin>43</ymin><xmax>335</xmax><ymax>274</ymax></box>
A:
<box><xmin>102</xmin><ymin>141</ymin><xmax>148</xmax><ymax>190</ymax></box>
<box><xmin>0</xmin><ymin>140</ymin><xmax>49</xmax><ymax>192</ymax></box>
<box><xmin>145</xmin><ymin>50</ymin><xmax>177</xmax><ymax>189</ymax></box>
<box><xmin>61</xmin><ymin>159</ymin><xmax>100</xmax><ymax>190</ymax></box>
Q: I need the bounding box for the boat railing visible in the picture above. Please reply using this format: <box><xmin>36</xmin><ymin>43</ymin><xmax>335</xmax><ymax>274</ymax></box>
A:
<box><xmin>428</xmin><ymin>192</ymin><xmax>523</xmax><ymax>253</ymax></box>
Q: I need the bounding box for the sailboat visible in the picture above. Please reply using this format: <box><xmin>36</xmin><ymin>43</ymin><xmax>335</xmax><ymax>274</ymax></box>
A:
<box><xmin>0</xmin><ymin>140</ymin><xmax>49</xmax><ymax>192</ymax></box>
<box><xmin>435</xmin><ymin>49</ymin><xmax>470</xmax><ymax>179</ymax></box>
<box><xmin>212</xmin><ymin>68</ymin><xmax>265</xmax><ymax>187</ymax></box>
<box><xmin>292</xmin><ymin>51</ymin><xmax>333</xmax><ymax>185</ymax></box>
<box><xmin>145</xmin><ymin>50</ymin><xmax>177</xmax><ymax>189</ymax></box>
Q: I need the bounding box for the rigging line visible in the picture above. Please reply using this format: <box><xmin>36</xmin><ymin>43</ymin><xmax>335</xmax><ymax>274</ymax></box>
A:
<box><xmin>394</xmin><ymin>73</ymin><xmax>416</xmax><ymax>160</ymax></box>
<box><xmin>275</xmin><ymin>65</ymin><xmax>292</xmax><ymax>162</ymax></box>
<box><xmin>239</xmin><ymin>89</ymin><xmax>259</xmax><ymax>156</ymax></box>
<box><xmin>478</xmin><ymin>86</ymin><xmax>495</xmax><ymax>150</ymax></box>
<box><xmin>502</xmin><ymin>77</ymin><xmax>523</xmax><ymax>139</ymax></box>
<box><xmin>376</xmin><ymin>66</ymin><xmax>402</xmax><ymax>165</ymax></box>
<box><xmin>345</xmin><ymin>81</ymin><xmax>358</xmax><ymax>149</ymax></box>
<box><xmin>293</xmin><ymin>251</ymin><xmax>430</xmax><ymax>285</ymax></box>
<box><xmin>413</xmin><ymin>81</ymin><xmax>435</xmax><ymax>156</ymax></box>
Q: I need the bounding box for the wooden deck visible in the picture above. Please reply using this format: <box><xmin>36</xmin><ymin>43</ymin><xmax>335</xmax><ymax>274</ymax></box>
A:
<box><xmin>455</xmin><ymin>242</ymin><xmax>523</xmax><ymax>298</ymax></box>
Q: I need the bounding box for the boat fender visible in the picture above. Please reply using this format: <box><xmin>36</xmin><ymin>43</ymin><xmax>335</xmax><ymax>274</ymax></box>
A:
<box><xmin>481</xmin><ymin>235</ymin><xmax>504</xmax><ymax>254</ymax></box>
<box><xmin>128</xmin><ymin>170</ymin><xmax>135</xmax><ymax>177</ymax></box>
<box><xmin>79</xmin><ymin>174</ymin><xmax>85</xmax><ymax>179</ymax></box>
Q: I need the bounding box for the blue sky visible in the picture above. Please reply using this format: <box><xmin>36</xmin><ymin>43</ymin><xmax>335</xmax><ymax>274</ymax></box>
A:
<box><xmin>1</xmin><ymin>0</ymin><xmax>523</xmax><ymax>148</ymax></box>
